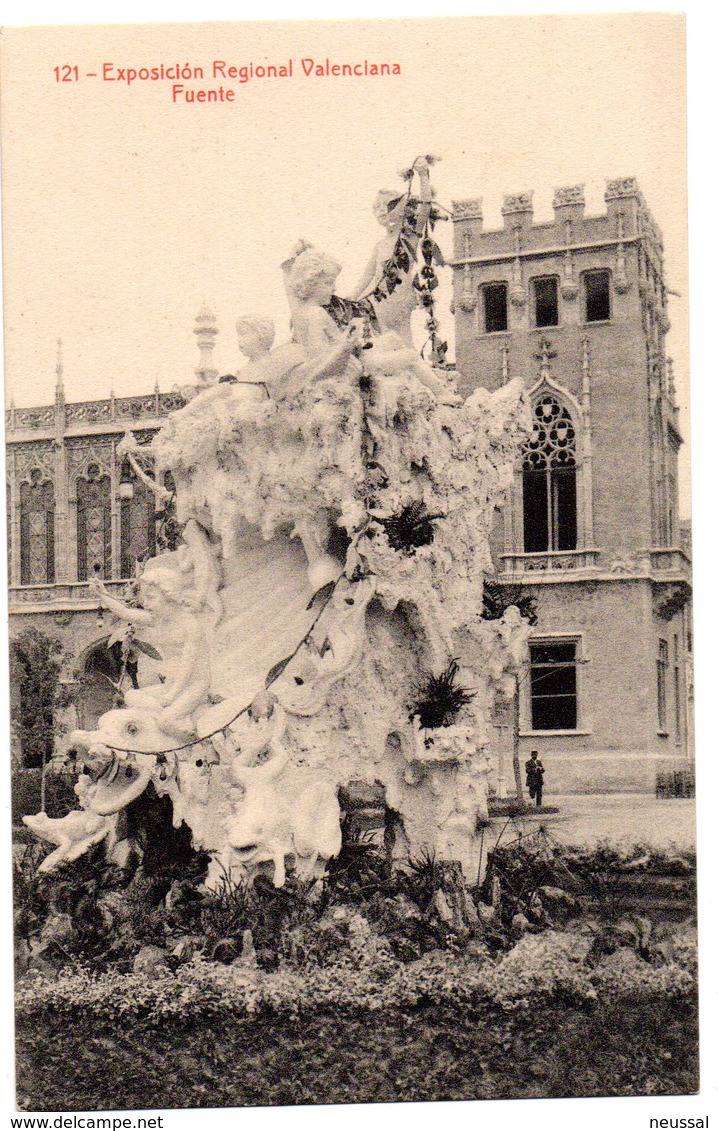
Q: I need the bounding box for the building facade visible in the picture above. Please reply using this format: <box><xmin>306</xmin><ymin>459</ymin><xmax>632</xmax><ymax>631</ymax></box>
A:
<box><xmin>6</xmin><ymin>367</ymin><xmax>194</xmax><ymax>765</ymax></box>
<box><xmin>452</xmin><ymin>177</ymin><xmax>693</xmax><ymax>793</ymax></box>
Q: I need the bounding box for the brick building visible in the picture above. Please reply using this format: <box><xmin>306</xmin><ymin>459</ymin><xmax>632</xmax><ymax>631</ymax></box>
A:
<box><xmin>451</xmin><ymin>177</ymin><xmax>693</xmax><ymax>792</ymax></box>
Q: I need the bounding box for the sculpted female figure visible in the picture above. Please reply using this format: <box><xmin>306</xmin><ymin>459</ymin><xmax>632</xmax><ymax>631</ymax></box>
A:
<box><xmin>285</xmin><ymin>245</ymin><xmax>459</xmax><ymax>405</ymax></box>
<box><xmin>284</xmin><ymin>247</ymin><xmax>365</xmax><ymax>384</ymax></box>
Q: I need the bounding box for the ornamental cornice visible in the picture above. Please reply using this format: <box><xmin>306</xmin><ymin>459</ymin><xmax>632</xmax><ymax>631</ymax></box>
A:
<box><xmin>8</xmin><ymin>391</ymin><xmax>180</xmax><ymax>436</ymax></box>
<box><xmin>10</xmin><ymin>407</ymin><xmax>55</xmax><ymax>431</ymax></box>
<box><xmin>66</xmin><ymin>401</ymin><xmax>113</xmax><ymax>425</ymax></box>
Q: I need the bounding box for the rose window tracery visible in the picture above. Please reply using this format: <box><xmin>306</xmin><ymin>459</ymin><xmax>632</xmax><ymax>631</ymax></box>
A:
<box><xmin>522</xmin><ymin>395</ymin><xmax>577</xmax><ymax>470</ymax></box>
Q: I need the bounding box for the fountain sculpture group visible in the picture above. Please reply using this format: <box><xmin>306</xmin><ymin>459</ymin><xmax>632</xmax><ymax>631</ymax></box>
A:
<box><xmin>25</xmin><ymin>162</ymin><xmax>530</xmax><ymax>887</ymax></box>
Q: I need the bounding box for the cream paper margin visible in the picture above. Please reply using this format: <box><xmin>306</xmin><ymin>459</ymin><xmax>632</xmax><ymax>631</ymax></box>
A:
<box><xmin>0</xmin><ymin>6</ymin><xmax>712</xmax><ymax>1129</ymax></box>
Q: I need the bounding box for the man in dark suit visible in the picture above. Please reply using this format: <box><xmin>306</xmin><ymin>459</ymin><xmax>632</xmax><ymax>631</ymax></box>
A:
<box><xmin>525</xmin><ymin>750</ymin><xmax>545</xmax><ymax>808</ymax></box>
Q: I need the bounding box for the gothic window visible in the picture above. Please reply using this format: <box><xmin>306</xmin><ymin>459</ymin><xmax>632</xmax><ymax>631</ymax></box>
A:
<box><xmin>19</xmin><ymin>470</ymin><xmax>55</xmax><ymax>585</ymax></box>
<box><xmin>522</xmin><ymin>396</ymin><xmax>577</xmax><ymax>552</ymax></box>
<box><xmin>7</xmin><ymin>483</ymin><xmax>12</xmax><ymax>584</ymax></box>
<box><xmin>482</xmin><ymin>283</ymin><xmax>508</xmax><ymax>333</ymax></box>
<box><xmin>120</xmin><ymin>462</ymin><xmax>157</xmax><ymax>579</ymax></box>
<box><xmin>583</xmin><ymin>270</ymin><xmax>611</xmax><ymax>322</ymax></box>
<box><xmin>77</xmin><ymin>463</ymin><xmax>112</xmax><ymax>581</ymax></box>
<box><xmin>532</xmin><ymin>276</ymin><xmax>559</xmax><ymax>328</ymax></box>
<box><xmin>529</xmin><ymin>640</ymin><xmax>578</xmax><ymax>731</ymax></box>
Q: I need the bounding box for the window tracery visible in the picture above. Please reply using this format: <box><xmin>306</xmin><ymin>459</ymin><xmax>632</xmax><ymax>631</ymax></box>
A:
<box><xmin>19</xmin><ymin>469</ymin><xmax>55</xmax><ymax>585</ymax></box>
<box><xmin>77</xmin><ymin>463</ymin><xmax>112</xmax><ymax>581</ymax></box>
<box><xmin>522</xmin><ymin>396</ymin><xmax>578</xmax><ymax>553</ymax></box>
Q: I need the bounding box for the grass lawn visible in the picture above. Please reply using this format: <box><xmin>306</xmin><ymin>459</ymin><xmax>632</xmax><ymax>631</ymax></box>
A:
<box><xmin>16</xmin><ymin>994</ymin><xmax>698</xmax><ymax>1110</ymax></box>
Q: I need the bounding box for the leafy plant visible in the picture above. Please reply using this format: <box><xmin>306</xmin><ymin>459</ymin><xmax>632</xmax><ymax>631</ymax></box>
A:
<box><xmin>409</xmin><ymin>659</ymin><xmax>475</xmax><ymax>729</ymax></box>
<box><xmin>199</xmin><ymin>865</ymin><xmax>252</xmax><ymax>946</ymax></box>
<box><xmin>401</xmin><ymin>849</ymin><xmax>443</xmax><ymax>913</ymax></box>
<box><xmin>378</xmin><ymin>501</ymin><xmax>444</xmax><ymax>555</ymax></box>
<box><xmin>482</xmin><ymin>580</ymin><xmax>538</xmax><ymax>625</ymax></box>
<box><xmin>325</xmin><ymin>821</ymin><xmax>392</xmax><ymax>904</ymax></box>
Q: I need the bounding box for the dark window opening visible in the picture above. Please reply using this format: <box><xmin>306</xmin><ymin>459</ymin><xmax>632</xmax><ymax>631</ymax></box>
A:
<box><xmin>523</xmin><ymin>470</ymin><xmax>549</xmax><ymax>553</ymax></box>
<box><xmin>523</xmin><ymin>468</ymin><xmax>577</xmax><ymax>552</ymax></box>
<box><xmin>584</xmin><ymin>270</ymin><xmax>611</xmax><ymax>322</ymax></box>
<box><xmin>533</xmin><ymin>277</ymin><xmax>559</xmax><ymax>328</ymax></box>
<box><xmin>657</xmin><ymin>639</ymin><xmax>668</xmax><ymax>731</ymax></box>
<box><xmin>529</xmin><ymin>641</ymin><xmax>578</xmax><ymax>731</ymax></box>
<box><xmin>483</xmin><ymin>283</ymin><xmax>508</xmax><ymax>333</ymax></box>
<box><xmin>673</xmin><ymin>635</ymin><xmax>682</xmax><ymax>743</ymax></box>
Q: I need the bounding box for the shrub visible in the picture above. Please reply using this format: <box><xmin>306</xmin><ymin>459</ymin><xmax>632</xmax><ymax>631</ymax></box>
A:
<box><xmin>15</xmin><ymin>925</ymin><xmax>697</xmax><ymax>1026</ymax></box>
<box><xmin>483</xmin><ymin>837</ymin><xmax>696</xmax><ymax>929</ymax></box>
<box><xmin>10</xmin><ymin>628</ymin><xmax>66</xmax><ymax>770</ymax></box>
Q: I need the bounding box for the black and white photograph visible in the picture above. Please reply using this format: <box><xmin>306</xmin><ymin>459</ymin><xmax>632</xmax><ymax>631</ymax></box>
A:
<box><xmin>0</xmin><ymin>10</ymin><xmax>708</xmax><ymax>1120</ymax></box>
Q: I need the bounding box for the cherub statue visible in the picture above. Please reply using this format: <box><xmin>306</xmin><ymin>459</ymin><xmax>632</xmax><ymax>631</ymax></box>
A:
<box><xmin>233</xmin><ymin>315</ymin><xmax>306</xmax><ymax>404</ymax></box>
<box><xmin>89</xmin><ymin>559</ymin><xmax>211</xmax><ymax>729</ymax></box>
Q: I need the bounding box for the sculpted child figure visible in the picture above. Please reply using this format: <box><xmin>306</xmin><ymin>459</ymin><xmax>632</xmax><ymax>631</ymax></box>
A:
<box><xmin>233</xmin><ymin>315</ymin><xmax>306</xmax><ymax>404</ymax></box>
<box><xmin>89</xmin><ymin>557</ymin><xmax>211</xmax><ymax>729</ymax></box>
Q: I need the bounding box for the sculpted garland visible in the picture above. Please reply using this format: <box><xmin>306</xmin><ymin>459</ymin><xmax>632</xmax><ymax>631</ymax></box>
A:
<box><xmin>25</xmin><ymin>165</ymin><xmax>530</xmax><ymax>887</ymax></box>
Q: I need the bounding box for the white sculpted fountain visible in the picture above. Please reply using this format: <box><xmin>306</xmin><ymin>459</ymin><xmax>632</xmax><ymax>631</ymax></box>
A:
<box><xmin>25</xmin><ymin>159</ymin><xmax>530</xmax><ymax>887</ymax></box>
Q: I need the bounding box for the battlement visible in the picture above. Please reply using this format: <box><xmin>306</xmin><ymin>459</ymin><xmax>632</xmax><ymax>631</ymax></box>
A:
<box><xmin>453</xmin><ymin>177</ymin><xmax>663</xmax><ymax>272</ymax></box>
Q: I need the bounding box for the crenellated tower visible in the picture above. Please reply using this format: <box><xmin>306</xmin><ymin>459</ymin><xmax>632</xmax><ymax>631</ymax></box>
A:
<box><xmin>452</xmin><ymin>177</ymin><xmax>692</xmax><ymax>791</ymax></box>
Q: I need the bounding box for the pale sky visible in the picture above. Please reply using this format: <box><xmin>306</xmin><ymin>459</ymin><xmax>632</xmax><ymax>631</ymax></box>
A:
<box><xmin>1</xmin><ymin>14</ymin><xmax>689</xmax><ymax>500</ymax></box>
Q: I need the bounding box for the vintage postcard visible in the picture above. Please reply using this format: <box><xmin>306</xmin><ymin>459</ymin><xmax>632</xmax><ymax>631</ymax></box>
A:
<box><xmin>0</xmin><ymin>12</ymin><xmax>704</xmax><ymax>1122</ymax></box>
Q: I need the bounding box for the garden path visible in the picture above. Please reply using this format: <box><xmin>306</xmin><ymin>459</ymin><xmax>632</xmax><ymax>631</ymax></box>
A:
<box><xmin>487</xmin><ymin>793</ymin><xmax>695</xmax><ymax>854</ymax></box>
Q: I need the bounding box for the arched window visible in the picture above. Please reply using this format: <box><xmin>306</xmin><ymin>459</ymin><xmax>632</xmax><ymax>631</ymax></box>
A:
<box><xmin>522</xmin><ymin>396</ymin><xmax>577</xmax><ymax>552</ymax></box>
<box><xmin>19</xmin><ymin>469</ymin><xmax>55</xmax><ymax>585</ymax></box>
<box><xmin>77</xmin><ymin>463</ymin><xmax>112</xmax><ymax>581</ymax></box>
<box><xmin>7</xmin><ymin>482</ymin><xmax>13</xmax><ymax>584</ymax></box>
<box><xmin>120</xmin><ymin>461</ymin><xmax>157</xmax><ymax>579</ymax></box>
